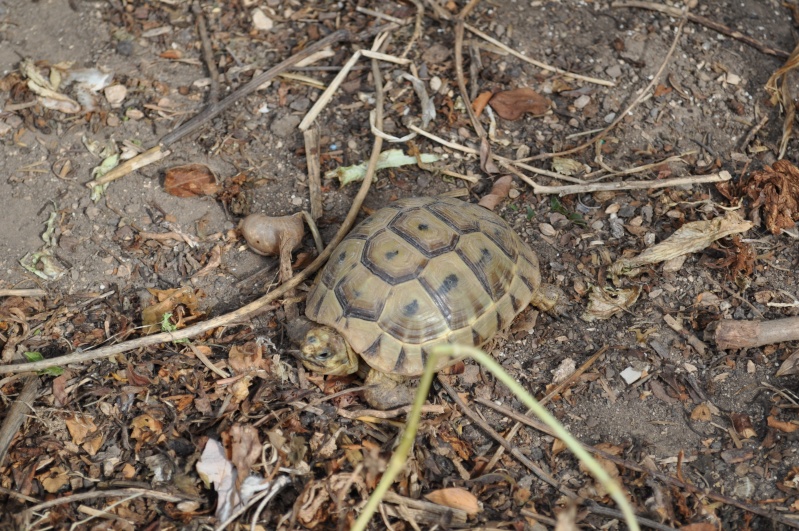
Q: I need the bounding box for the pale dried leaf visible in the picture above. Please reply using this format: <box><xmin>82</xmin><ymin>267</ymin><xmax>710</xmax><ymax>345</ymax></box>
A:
<box><xmin>611</xmin><ymin>210</ymin><xmax>753</xmax><ymax>277</ymax></box>
<box><xmin>776</xmin><ymin>349</ymin><xmax>799</xmax><ymax>377</ymax></box>
<box><xmin>582</xmin><ymin>286</ymin><xmax>641</xmax><ymax>321</ymax></box>
<box><xmin>424</xmin><ymin>487</ymin><xmax>481</xmax><ymax>515</ymax></box>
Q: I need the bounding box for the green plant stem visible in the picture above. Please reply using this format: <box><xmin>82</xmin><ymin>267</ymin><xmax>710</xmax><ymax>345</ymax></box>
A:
<box><xmin>353</xmin><ymin>344</ymin><xmax>641</xmax><ymax>531</ymax></box>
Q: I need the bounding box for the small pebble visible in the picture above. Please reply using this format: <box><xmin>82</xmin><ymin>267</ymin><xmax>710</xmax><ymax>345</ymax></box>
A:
<box><xmin>574</xmin><ymin>94</ymin><xmax>591</xmax><ymax>109</ymax></box>
<box><xmin>252</xmin><ymin>8</ymin><xmax>274</xmax><ymax>31</ymax></box>
<box><xmin>429</xmin><ymin>76</ymin><xmax>442</xmax><ymax>92</ymax></box>
<box><xmin>605</xmin><ymin>64</ymin><xmax>622</xmax><ymax>79</ymax></box>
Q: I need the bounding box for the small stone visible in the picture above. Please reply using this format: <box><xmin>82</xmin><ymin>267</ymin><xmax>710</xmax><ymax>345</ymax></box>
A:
<box><xmin>270</xmin><ymin>114</ymin><xmax>301</xmax><ymax>138</ymax></box>
<box><xmin>289</xmin><ymin>97</ymin><xmax>311</xmax><ymax>112</ymax></box>
<box><xmin>429</xmin><ymin>76</ymin><xmax>442</xmax><ymax>92</ymax></box>
<box><xmin>106</xmin><ymin>114</ymin><xmax>120</xmax><ymax>127</ymax></box>
<box><xmin>116</xmin><ymin>40</ymin><xmax>134</xmax><ymax>56</ymax></box>
<box><xmin>508</xmin><ymin>188</ymin><xmax>520</xmax><ymax>199</ymax></box>
<box><xmin>252</xmin><ymin>8</ymin><xmax>274</xmax><ymax>31</ymax></box>
<box><xmin>539</xmin><ymin>223</ymin><xmax>557</xmax><ymax>236</ymax></box>
<box><xmin>620</xmin><ymin>367</ymin><xmax>642</xmax><ymax>384</ymax></box>
<box><xmin>126</xmin><ymin>108</ymin><xmax>144</xmax><ymax>120</ymax></box>
<box><xmin>604</xmin><ymin>112</ymin><xmax>616</xmax><ymax>123</ymax></box>
<box><xmin>605</xmin><ymin>64</ymin><xmax>623</xmax><ymax>79</ymax></box>
<box><xmin>726</xmin><ymin>73</ymin><xmax>741</xmax><ymax>85</ymax></box>
<box><xmin>104</xmin><ymin>84</ymin><xmax>127</xmax><ymax>108</ymax></box>
<box><xmin>290</xmin><ymin>195</ymin><xmax>303</xmax><ymax>206</ymax></box>
<box><xmin>574</xmin><ymin>94</ymin><xmax>591</xmax><ymax>109</ymax></box>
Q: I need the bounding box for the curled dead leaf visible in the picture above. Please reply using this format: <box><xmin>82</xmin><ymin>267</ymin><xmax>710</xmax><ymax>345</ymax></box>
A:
<box><xmin>141</xmin><ymin>286</ymin><xmax>204</xmax><ymax>334</ymax></box>
<box><xmin>489</xmin><ymin>87</ymin><xmax>551</xmax><ymax>120</ymax></box>
<box><xmin>163</xmin><ymin>163</ymin><xmax>220</xmax><ymax>197</ymax></box>
<box><xmin>581</xmin><ymin>285</ymin><xmax>641</xmax><ymax>321</ymax></box>
<box><xmin>424</xmin><ymin>487</ymin><xmax>481</xmax><ymax>516</ymax></box>
<box><xmin>743</xmin><ymin>160</ymin><xmax>799</xmax><ymax>235</ymax></box>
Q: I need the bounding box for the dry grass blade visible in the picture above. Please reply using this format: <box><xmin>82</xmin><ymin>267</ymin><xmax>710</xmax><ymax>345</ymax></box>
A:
<box><xmin>765</xmin><ymin>43</ymin><xmax>799</xmax><ymax>159</ymax></box>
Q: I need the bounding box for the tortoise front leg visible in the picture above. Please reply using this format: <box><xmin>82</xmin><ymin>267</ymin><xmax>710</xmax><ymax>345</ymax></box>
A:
<box><xmin>363</xmin><ymin>369</ymin><xmax>416</xmax><ymax>410</ymax></box>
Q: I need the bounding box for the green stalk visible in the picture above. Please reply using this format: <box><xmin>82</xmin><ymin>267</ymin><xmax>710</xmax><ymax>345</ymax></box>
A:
<box><xmin>352</xmin><ymin>344</ymin><xmax>640</xmax><ymax>531</ymax></box>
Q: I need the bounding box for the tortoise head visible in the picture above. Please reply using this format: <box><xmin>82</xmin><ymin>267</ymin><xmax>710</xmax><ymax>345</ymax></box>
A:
<box><xmin>298</xmin><ymin>326</ymin><xmax>359</xmax><ymax>375</ymax></box>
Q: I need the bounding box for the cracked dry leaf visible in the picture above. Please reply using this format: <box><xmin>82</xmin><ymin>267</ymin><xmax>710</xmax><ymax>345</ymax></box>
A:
<box><xmin>65</xmin><ymin>413</ymin><xmax>97</xmax><ymax>445</ymax></box>
<box><xmin>39</xmin><ymin>465</ymin><xmax>70</xmax><ymax>493</ymax></box>
<box><xmin>164</xmin><ymin>163</ymin><xmax>220</xmax><ymax>197</ymax></box>
<box><xmin>582</xmin><ymin>285</ymin><xmax>641</xmax><ymax>321</ymax></box>
<box><xmin>743</xmin><ymin>159</ymin><xmax>799</xmax><ymax>234</ymax></box>
<box><xmin>141</xmin><ymin>287</ymin><xmax>203</xmax><ymax>334</ymax></box>
<box><xmin>610</xmin><ymin>210</ymin><xmax>753</xmax><ymax>278</ymax></box>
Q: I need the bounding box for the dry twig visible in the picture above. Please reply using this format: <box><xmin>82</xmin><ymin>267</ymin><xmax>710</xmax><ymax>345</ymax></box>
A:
<box><xmin>712</xmin><ymin>316</ymin><xmax>799</xmax><ymax>350</ymax></box>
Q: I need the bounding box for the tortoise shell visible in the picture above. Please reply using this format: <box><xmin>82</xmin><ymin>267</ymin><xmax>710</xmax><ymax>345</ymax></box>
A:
<box><xmin>305</xmin><ymin>196</ymin><xmax>542</xmax><ymax>377</ymax></box>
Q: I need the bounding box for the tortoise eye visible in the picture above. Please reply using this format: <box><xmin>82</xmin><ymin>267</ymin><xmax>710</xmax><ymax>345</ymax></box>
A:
<box><xmin>306</xmin><ymin>335</ymin><xmax>318</xmax><ymax>345</ymax></box>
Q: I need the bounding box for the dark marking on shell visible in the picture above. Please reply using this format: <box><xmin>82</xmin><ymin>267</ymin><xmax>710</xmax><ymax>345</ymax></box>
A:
<box><xmin>363</xmin><ymin>336</ymin><xmax>381</xmax><ymax>358</ymax></box>
<box><xmin>403</xmin><ymin>299</ymin><xmax>419</xmax><ymax>317</ymax></box>
<box><xmin>394</xmin><ymin>347</ymin><xmax>407</xmax><ymax>371</ymax></box>
<box><xmin>385</xmin><ymin>250</ymin><xmax>399</xmax><ymax>260</ymax></box>
<box><xmin>510</xmin><ymin>294</ymin><xmax>521</xmax><ymax>312</ymax></box>
<box><xmin>440</xmin><ymin>273</ymin><xmax>459</xmax><ymax>294</ymax></box>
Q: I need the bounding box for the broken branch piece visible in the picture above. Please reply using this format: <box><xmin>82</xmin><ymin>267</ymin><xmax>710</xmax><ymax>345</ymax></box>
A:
<box><xmin>712</xmin><ymin>316</ymin><xmax>799</xmax><ymax>350</ymax></box>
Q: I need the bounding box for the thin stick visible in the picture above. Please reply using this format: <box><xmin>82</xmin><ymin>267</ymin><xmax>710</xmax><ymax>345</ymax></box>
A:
<box><xmin>299</xmin><ymin>50</ymin><xmax>362</xmax><ymax>131</ymax></box>
<box><xmin>303</xmin><ymin>127</ymin><xmax>323</xmax><ymax>220</ymax></box>
<box><xmin>475</xmin><ymin>398</ymin><xmax>799</xmax><ymax>529</ymax></box>
<box><xmin>0</xmin><ymin>48</ymin><xmax>385</xmax><ymax>377</ymax></box>
<box><xmin>0</xmin><ymin>289</ymin><xmax>46</xmax><ymax>298</ymax></box>
<box><xmin>517</xmin><ymin>14</ymin><xmax>687</xmax><ymax>163</ymax></box>
<box><xmin>484</xmin><ymin>347</ymin><xmax>608</xmax><ymax>473</ymax></box>
<box><xmin>465</xmin><ymin>23</ymin><xmax>615</xmax><ymax>87</ymax></box>
<box><xmin>187</xmin><ymin>343</ymin><xmax>229</xmax><ymax>378</ymax></box>
<box><xmin>437</xmin><ymin>375</ymin><xmax>571</xmax><ymax>494</ymax></box>
<box><xmin>522</xmin><ymin>170</ymin><xmax>731</xmax><ymax>196</ymax></box>
<box><xmin>192</xmin><ymin>1</ymin><xmax>219</xmax><ymax>103</ymax></box>
<box><xmin>337</xmin><ymin>404</ymin><xmax>446</xmax><ymax>420</ymax></box>
<box><xmin>0</xmin><ymin>375</ymin><xmax>40</xmax><ymax>467</ymax></box>
<box><xmin>87</xmin><ymin>29</ymin><xmax>350</xmax><ymax>188</ymax></box>
<box><xmin>612</xmin><ymin>1</ymin><xmax>791</xmax><ymax>59</ymax></box>
<box><xmin>22</xmin><ymin>488</ymin><xmax>186</xmax><ymax>515</ymax></box>
<box><xmin>454</xmin><ymin>19</ymin><xmax>485</xmax><ymax>139</ymax></box>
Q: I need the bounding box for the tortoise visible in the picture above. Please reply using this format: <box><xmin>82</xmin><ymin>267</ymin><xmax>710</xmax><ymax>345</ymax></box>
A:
<box><xmin>297</xmin><ymin>196</ymin><xmax>566</xmax><ymax>409</ymax></box>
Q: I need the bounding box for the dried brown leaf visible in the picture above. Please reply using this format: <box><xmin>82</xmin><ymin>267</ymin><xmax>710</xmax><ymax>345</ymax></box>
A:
<box><xmin>65</xmin><ymin>413</ymin><xmax>97</xmax><ymax>445</ymax></box>
<box><xmin>141</xmin><ymin>286</ymin><xmax>203</xmax><ymax>334</ymax></box>
<box><xmin>478</xmin><ymin>175</ymin><xmax>512</xmax><ymax>211</ymax></box>
<box><xmin>163</xmin><ymin>163</ymin><xmax>219</xmax><ymax>197</ymax></box>
<box><xmin>479</xmin><ymin>137</ymin><xmax>499</xmax><ymax>174</ymax></box>
<box><xmin>690</xmin><ymin>403</ymin><xmax>711</xmax><ymax>421</ymax></box>
<box><xmin>730</xmin><ymin>412</ymin><xmax>757</xmax><ymax>439</ymax></box>
<box><xmin>229</xmin><ymin>424</ymin><xmax>261</xmax><ymax>490</ymax></box>
<box><xmin>767</xmin><ymin>415</ymin><xmax>799</xmax><ymax>433</ymax></box>
<box><xmin>229</xmin><ymin>341</ymin><xmax>267</xmax><ymax>373</ymax></box>
<box><xmin>472</xmin><ymin>90</ymin><xmax>493</xmax><ymax>118</ymax></box>
<box><xmin>489</xmin><ymin>87</ymin><xmax>551</xmax><ymax>120</ymax></box>
<box><xmin>743</xmin><ymin>159</ymin><xmax>799</xmax><ymax>234</ymax></box>
<box><xmin>424</xmin><ymin>487</ymin><xmax>481</xmax><ymax>515</ymax></box>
